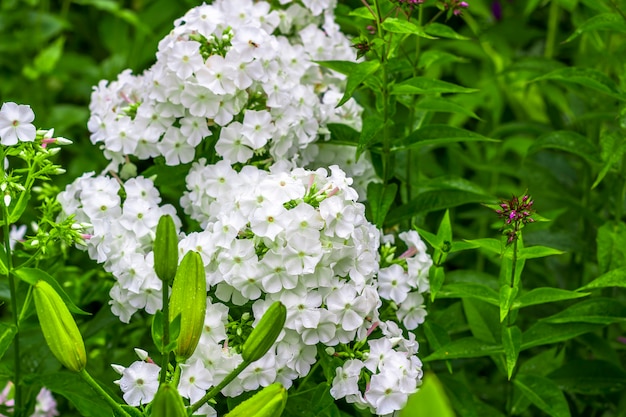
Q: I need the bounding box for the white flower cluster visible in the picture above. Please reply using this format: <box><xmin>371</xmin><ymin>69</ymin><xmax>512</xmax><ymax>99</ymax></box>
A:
<box><xmin>87</xmin><ymin>0</ymin><xmax>360</xmax><ymax>170</ymax></box>
<box><xmin>56</xmin><ymin>173</ymin><xmax>180</xmax><ymax>322</ymax></box>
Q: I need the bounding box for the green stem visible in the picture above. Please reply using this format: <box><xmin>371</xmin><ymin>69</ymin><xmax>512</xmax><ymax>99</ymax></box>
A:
<box><xmin>159</xmin><ymin>284</ymin><xmax>170</xmax><ymax>385</ymax></box>
<box><xmin>544</xmin><ymin>0</ymin><xmax>560</xmax><ymax>59</ymax></box>
<box><xmin>373</xmin><ymin>0</ymin><xmax>392</xmax><ymax>184</ymax></box>
<box><xmin>189</xmin><ymin>360</ymin><xmax>250</xmax><ymax>413</ymax></box>
<box><xmin>294</xmin><ymin>361</ymin><xmax>321</xmax><ymax>394</ymax></box>
<box><xmin>79</xmin><ymin>369</ymin><xmax>132</xmax><ymax>417</ymax></box>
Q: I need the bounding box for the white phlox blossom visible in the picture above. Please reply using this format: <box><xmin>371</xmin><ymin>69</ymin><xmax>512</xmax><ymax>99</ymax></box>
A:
<box><xmin>87</xmin><ymin>0</ymin><xmax>358</xmax><ymax>170</ymax></box>
<box><xmin>0</xmin><ymin>102</ymin><xmax>36</xmax><ymax>145</ymax></box>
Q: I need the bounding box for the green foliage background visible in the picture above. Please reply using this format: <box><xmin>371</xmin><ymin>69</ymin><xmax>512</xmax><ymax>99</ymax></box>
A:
<box><xmin>2</xmin><ymin>0</ymin><xmax>626</xmax><ymax>416</ymax></box>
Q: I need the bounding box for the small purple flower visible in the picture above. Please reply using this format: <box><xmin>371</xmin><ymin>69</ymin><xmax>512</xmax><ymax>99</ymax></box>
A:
<box><xmin>492</xmin><ymin>1</ymin><xmax>503</xmax><ymax>20</ymax></box>
<box><xmin>495</xmin><ymin>193</ymin><xmax>535</xmax><ymax>244</ymax></box>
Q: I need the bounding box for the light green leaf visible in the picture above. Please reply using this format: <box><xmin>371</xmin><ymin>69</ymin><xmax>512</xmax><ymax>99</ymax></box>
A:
<box><xmin>367</xmin><ymin>183</ymin><xmax>397</xmax><ymax>228</ymax></box>
<box><xmin>463</xmin><ymin>298</ymin><xmax>499</xmax><ymax>344</ymax></box>
<box><xmin>597</xmin><ymin>221</ymin><xmax>626</xmax><ymax>273</ymax></box>
<box><xmin>430</xmin><ymin>266</ymin><xmax>446</xmax><ymax>301</ymax></box>
<box><xmin>0</xmin><ymin>323</ymin><xmax>17</xmax><ymax>362</ymax></box>
<box><xmin>564</xmin><ymin>13</ymin><xmax>626</xmax><ymax>42</ymax></box>
<box><xmin>514</xmin><ymin>374</ymin><xmax>571</xmax><ymax>417</ymax></box>
<box><xmin>503</xmin><ymin>325</ymin><xmax>522</xmax><ymax>380</ymax></box>
<box><xmin>14</xmin><ymin>268</ymin><xmax>90</xmax><ymax>315</ymax></box>
<box><xmin>527</xmin><ymin>131</ymin><xmax>601</xmax><ymax>164</ymax></box>
<box><xmin>315</xmin><ymin>60</ymin><xmax>356</xmax><ymax>76</ymax></box>
<box><xmin>512</xmin><ymin>288</ymin><xmax>589</xmax><ymax>310</ymax></box>
<box><xmin>424</xmin><ymin>22</ymin><xmax>470</xmax><ymax>40</ymax></box>
<box><xmin>522</xmin><ymin>322</ymin><xmax>606</xmax><ymax>350</ymax></box>
<box><xmin>381</xmin><ymin>18</ymin><xmax>436</xmax><ymax>39</ymax></box>
<box><xmin>437</xmin><ymin>282</ymin><xmax>499</xmax><ymax>306</ymax></box>
<box><xmin>541</xmin><ymin>298</ymin><xmax>626</xmax><ymax>325</ymax></box>
<box><xmin>337</xmin><ymin>60</ymin><xmax>380</xmax><ymax>107</ymax></box>
<box><xmin>461</xmin><ymin>238</ymin><xmax>503</xmax><ymax>256</ymax></box>
<box><xmin>517</xmin><ymin>246</ymin><xmax>565</xmax><ymax>259</ymax></box>
<box><xmin>424</xmin><ymin>337</ymin><xmax>502</xmax><ymax>361</ymax></box>
<box><xmin>348</xmin><ymin>6</ymin><xmax>376</xmax><ymax>19</ymax></box>
<box><xmin>499</xmin><ymin>285</ymin><xmax>518</xmax><ymax>322</ymax></box>
<box><xmin>593</xmin><ymin>131</ymin><xmax>626</xmax><ymax>188</ymax></box>
<box><xmin>578</xmin><ymin>267</ymin><xmax>626</xmax><ymax>291</ymax></box>
<box><xmin>415</xmin><ymin>97</ymin><xmax>481</xmax><ymax>119</ymax></box>
<box><xmin>549</xmin><ymin>360</ymin><xmax>626</xmax><ymax>395</ymax></box>
<box><xmin>391</xmin><ymin>77</ymin><xmax>478</xmax><ymax>95</ymax></box>
<box><xmin>532</xmin><ymin>67</ymin><xmax>625</xmax><ymax>100</ymax></box>
<box><xmin>0</xmin><ymin>244</ymin><xmax>7</xmax><ymax>275</ymax></box>
<box><xmin>418</xmin><ymin>50</ymin><xmax>468</xmax><ymax>69</ymax></box>
<box><xmin>393</xmin><ymin>125</ymin><xmax>498</xmax><ymax>152</ymax></box>
<box><xmin>23</xmin><ymin>37</ymin><xmax>65</xmax><ymax>79</ymax></box>
<box><xmin>399</xmin><ymin>372</ymin><xmax>456</xmax><ymax>417</ymax></box>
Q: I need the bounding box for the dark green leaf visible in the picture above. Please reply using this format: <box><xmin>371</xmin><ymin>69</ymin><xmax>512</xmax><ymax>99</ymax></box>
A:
<box><xmin>389</xmin><ymin>190</ymin><xmax>488</xmax><ymax>220</ymax></box>
<box><xmin>512</xmin><ymin>288</ymin><xmax>589</xmax><ymax>310</ymax></box>
<box><xmin>499</xmin><ymin>285</ymin><xmax>518</xmax><ymax>322</ymax></box>
<box><xmin>381</xmin><ymin>18</ymin><xmax>436</xmax><ymax>39</ymax></box>
<box><xmin>391</xmin><ymin>77</ymin><xmax>478</xmax><ymax>95</ymax></box>
<box><xmin>532</xmin><ymin>67</ymin><xmax>625</xmax><ymax>100</ymax></box>
<box><xmin>393</xmin><ymin>125</ymin><xmax>498</xmax><ymax>152</ymax></box>
<box><xmin>549</xmin><ymin>360</ymin><xmax>626</xmax><ymax>395</ymax></box>
<box><xmin>430</xmin><ymin>266</ymin><xmax>446</xmax><ymax>301</ymax></box>
<box><xmin>462</xmin><ymin>298</ymin><xmax>500</xmax><ymax>344</ymax></box>
<box><xmin>37</xmin><ymin>372</ymin><xmax>116</xmax><ymax>417</ymax></box>
<box><xmin>564</xmin><ymin>13</ymin><xmax>626</xmax><ymax>42</ymax></box>
<box><xmin>593</xmin><ymin>130</ymin><xmax>626</xmax><ymax>188</ymax></box>
<box><xmin>418</xmin><ymin>50</ymin><xmax>468</xmax><ymax>69</ymax></box>
<box><xmin>315</xmin><ymin>60</ymin><xmax>357</xmax><ymax>76</ymax></box>
<box><xmin>514</xmin><ymin>374</ymin><xmax>571</xmax><ymax>417</ymax></box>
<box><xmin>437</xmin><ymin>282</ymin><xmax>499</xmax><ymax>306</ymax></box>
<box><xmin>527</xmin><ymin>131</ymin><xmax>601</xmax><ymax>165</ymax></box>
<box><xmin>415</xmin><ymin>97</ymin><xmax>481</xmax><ymax>119</ymax></box>
<box><xmin>367</xmin><ymin>182</ymin><xmax>397</xmax><ymax>228</ymax></box>
<box><xmin>578</xmin><ymin>266</ymin><xmax>626</xmax><ymax>291</ymax></box>
<box><xmin>326</xmin><ymin>123</ymin><xmax>359</xmax><ymax>145</ymax></box>
<box><xmin>14</xmin><ymin>268</ymin><xmax>90</xmax><ymax>315</ymax></box>
<box><xmin>540</xmin><ymin>298</ymin><xmax>626</xmax><ymax>325</ymax></box>
<box><xmin>503</xmin><ymin>325</ymin><xmax>522</xmax><ymax>380</ymax></box>
<box><xmin>337</xmin><ymin>60</ymin><xmax>380</xmax><ymax>107</ymax></box>
<box><xmin>521</xmin><ymin>322</ymin><xmax>606</xmax><ymax>350</ymax></box>
<box><xmin>597</xmin><ymin>221</ymin><xmax>626</xmax><ymax>273</ymax></box>
<box><xmin>424</xmin><ymin>22</ymin><xmax>471</xmax><ymax>40</ymax></box>
<box><xmin>356</xmin><ymin>115</ymin><xmax>385</xmax><ymax>159</ymax></box>
<box><xmin>424</xmin><ymin>337</ymin><xmax>502</xmax><ymax>361</ymax></box>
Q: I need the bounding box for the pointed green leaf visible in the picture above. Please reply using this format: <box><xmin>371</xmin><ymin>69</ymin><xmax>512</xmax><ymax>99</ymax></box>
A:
<box><xmin>0</xmin><ymin>244</ymin><xmax>7</xmax><ymax>275</ymax></box>
<box><xmin>521</xmin><ymin>322</ymin><xmax>606</xmax><ymax>350</ymax></box>
<box><xmin>593</xmin><ymin>131</ymin><xmax>626</xmax><ymax>188</ymax></box>
<box><xmin>430</xmin><ymin>266</ymin><xmax>446</xmax><ymax>301</ymax></box>
<box><xmin>424</xmin><ymin>337</ymin><xmax>502</xmax><ymax>361</ymax></box>
<box><xmin>527</xmin><ymin>131</ymin><xmax>601</xmax><ymax>164</ymax></box>
<box><xmin>437</xmin><ymin>282</ymin><xmax>499</xmax><ymax>306</ymax></box>
<box><xmin>349</xmin><ymin>6</ymin><xmax>377</xmax><ymax>19</ymax></box>
<box><xmin>424</xmin><ymin>22</ymin><xmax>470</xmax><ymax>40</ymax></box>
<box><xmin>14</xmin><ymin>268</ymin><xmax>90</xmax><ymax>315</ymax></box>
<box><xmin>0</xmin><ymin>323</ymin><xmax>17</xmax><ymax>362</ymax></box>
<box><xmin>381</xmin><ymin>18</ymin><xmax>437</xmax><ymax>39</ymax></box>
<box><xmin>499</xmin><ymin>285</ymin><xmax>518</xmax><ymax>322</ymax></box>
<box><xmin>463</xmin><ymin>298</ymin><xmax>500</xmax><ymax>344</ymax></box>
<box><xmin>503</xmin><ymin>325</ymin><xmax>522</xmax><ymax>380</ymax></box>
<box><xmin>327</xmin><ymin>123</ymin><xmax>359</xmax><ymax>145</ymax></box>
<box><xmin>549</xmin><ymin>360</ymin><xmax>626</xmax><ymax>395</ymax></box>
<box><xmin>356</xmin><ymin>115</ymin><xmax>386</xmax><ymax>159</ymax></box>
<box><xmin>337</xmin><ymin>60</ymin><xmax>380</xmax><ymax>107</ymax></box>
<box><xmin>419</xmin><ymin>50</ymin><xmax>468</xmax><ymax>69</ymax></box>
<box><xmin>415</xmin><ymin>97</ymin><xmax>481</xmax><ymax>119</ymax></box>
<box><xmin>541</xmin><ymin>298</ymin><xmax>626</xmax><ymax>325</ymax></box>
<box><xmin>315</xmin><ymin>60</ymin><xmax>356</xmax><ymax>76</ymax></box>
<box><xmin>578</xmin><ymin>266</ymin><xmax>626</xmax><ymax>291</ymax></box>
<box><xmin>514</xmin><ymin>374</ymin><xmax>571</xmax><ymax>417</ymax></box>
<box><xmin>597</xmin><ymin>221</ymin><xmax>626</xmax><ymax>273</ymax></box>
<box><xmin>532</xmin><ymin>67</ymin><xmax>625</xmax><ymax>100</ymax></box>
<box><xmin>512</xmin><ymin>288</ymin><xmax>589</xmax><ymax>310</ymax></box>
<box><xmin>393</xmin><ymin>125</ymin><xmax>498</xmax><ymax>152</ymax></box>
<box><xmin>391</xmin><ymin>78</ymin><xmax>478</xmax><ymax>95</ymax></box>
<box><xmin>399</xmin><ymin>372</ymin><xmax>456</xmax><ymax>417</ymax></box>
<box><xmin>34</xmin><ymin>372</ymin><xmax>113</xmax><ymax>417</ymax></box>
<box><xmin>461</xmin><ymin>238</ymin><xmax>503</xmax><ymax>256</ymax></box>
<box><xmin>564</xmin><ymin>13</ymin><xmax>626</xmax><ymax>42</ymax></box>
<box><xmin>517</xmin><ymin>246</ymin><xmax>565</xmax><ymax>259</ymax></box>
<box><xmin>367</xmin><ymin>182</ymin><xmax>397</xmax><ymax>228</ymax></box>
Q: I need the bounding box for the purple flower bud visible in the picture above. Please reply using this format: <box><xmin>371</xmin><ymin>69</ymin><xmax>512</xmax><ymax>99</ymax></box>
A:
<box><xmin>492</xmin><ymin>1</ymin><xmax>502</xmax><ymax>20</ymax></box>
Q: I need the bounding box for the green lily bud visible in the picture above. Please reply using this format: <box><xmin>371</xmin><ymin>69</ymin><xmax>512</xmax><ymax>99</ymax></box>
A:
<box><xmin>169</xmin><ymin>250</ymin><xmax>206</xmax><ymax>360</ymax></box>
<box><xmin>153</xmin><ymin>214</ymin><xmax>179</xmax><ymax>283</ymax></box>
<box><xmin>242</xmin><ymin>301</ymin><xmax>286</xmax><ymax>363</ymax></box>
<box><xmin>150</xmin><ymin>384</ymin><xmax>187</xmax><ymax>417</ymax></box>
<box><xmin>33</xmin><ymin>280</ymin><xmax>86</xmax><ymax>372</ymax></box>
<box><xmin>225</xmin><ymin>383</ymin><xmax>287</xmax><ymax>417</ymax></box>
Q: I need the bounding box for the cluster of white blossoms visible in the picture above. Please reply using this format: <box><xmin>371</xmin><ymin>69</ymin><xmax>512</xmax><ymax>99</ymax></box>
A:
<box><xmin>87</xmin><ymin>0</ymin><xmax>361</xmax><ymax>170</ymax></box>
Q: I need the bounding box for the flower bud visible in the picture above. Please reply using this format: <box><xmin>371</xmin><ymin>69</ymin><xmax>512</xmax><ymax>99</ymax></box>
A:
<box><xmin>169</xmin><ymin>250</ymin><xmax>206</xmax><ymax>360</ymax></box>
<box><xmin>242</xmin><ymin>301</ymin><xmax>286</xmax><ymax>363</ymax></box>
<box><xmin>150</xmin><ymin>384</ymin><xmax>187</xmax><ymax>417</ymax></box>
<box><xmin>225</xmin><ymin>383</ymin><xmax>287</xmax><ymax>417</ymax></box>
<box><xmin>33</xmin><ymin>280</ymin><xmax>86</xmax><ymax>372</ymax></box>
<box><xmin>153</xmin><ymin>215</ymin><xmax>179</xmax><ymax>283</ymax></box>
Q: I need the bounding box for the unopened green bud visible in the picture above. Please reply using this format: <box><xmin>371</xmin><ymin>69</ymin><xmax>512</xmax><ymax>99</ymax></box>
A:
<box><xmin>169</xmin><ymin>251</ymin><xmax>206</xmax><ymax>360</ymax></box>
<box><xmin>150</xmin><ymin>384</ymin><xmax>187</xmax><ymax>417</ymax></box>
<box><xmin>225</xmin><ymin>383</ymin><xmax>287</xmax><ymax>417</ymax></box>
<box><xmin>153</xmin><ymin>215</ymin><xmax>179</xmax><ymax>283</ymax></box>
<box><xmin>33</xmin><ymin>280</ymin><xmax>86</xmax><ymax>372</ymax></box>
<box><xmin>242</xmin><ymin>302</ymin><xmax>286</xmax><ymax>363</ymax></box>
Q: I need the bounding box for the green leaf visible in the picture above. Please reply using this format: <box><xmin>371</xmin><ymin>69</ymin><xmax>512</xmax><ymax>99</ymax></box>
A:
<box><xmin>527</xmin><ymin>131</ymin><xmax>601</xmax><ymax>165</ymax></box>
<box><xmin>517</xmin><ymin>246</ymin><xmax>565</xmax><ymax>259</ymax></box>
<box><xmin>22</xmin><ymin>36</ymin><xmax>65</xmax><ymax>79</ymax></box>
<box><xmin>564</xmin><ymin>13</ymin><xmax>626</xmax><ymax>42</ymax></box>
<box><xmin>532</xmin><ymin>67</ymin><xmax>625</xmax><ymax>100</ymax></box>
<box><xmin>415</xmin><ymin>97</ymin><xmax>481</xmax><ymax>120</ymax></box>
<box><xmin>503</xmin><ymin>325</ymin><xmax>522</xmax><ymax>380</ymax></box>
<box><xmin>549</xmin><ymin>360</ymin><xmax>626</xmax><ymax>395</ymax></box>
<box><xmin>512</xmin><ymin>288</ymin><xmax>589</xmax><ymax>310</ymax></box>
<box><xmin>514</xmin><ymin>374</ymin><xmax>571</xmax><ymax>417</ymax></box>
<box><xmin>399</xmin><ymin>372</ymin><xmax>456</xmax><ymax>417</ymax></box>
<box><xmin>423</xmin><ymin>321</ymin><xmax>452</xmax><ymax>352</ymax></box>
<box><xmin>424</xmin><ymin>337</ymin><xmax>502</xmax><ymax>361</ymax></box>
<box><xmin>356</xmin><ymin>115</ymin><xmax>386</xmax><ymax>159</ymax></box>
<box><xmin>348</xmin><ymin>6</ymin><xmax>377</xmax><ymax>19</ymax></box>
<box><xmin>0</xmin><ymin>244</ymin><xmax>7</xmax><ymax>275</ymax></box>
<box><xmin>540</xmin><ymin>298</ymin><xmax>626</xmax><ymax>325</ymax></box>
<box><xmin>499</xmin><ymin>285</ymin><xmax>518</xmax><ymax>322</ymax></box>
<box><xmin>367</xmin><ymin>182</ymin><xmax>397</xmax><ymax>228</ymax></box>
<box><xmin>393</xmin><ymin>125</ymin><xmax>498</xmax><ymax>152</ymax></box>
<box><xmin>521</xmin><ymin>322</ymin><xmax>606</xmax><ymax>350</ymax></box>
<box><xmin>14</xmin><ymin>268</ymin><xmax>90</xmax><ymax>315</ymax></box>
<box><xmin>418</xmin><ymin>50</ymin><xmax>468</xmax><ymax>69</ymax></box>
<box><xmin>389</xmin><ymin>192</ymin><xmax>487</xmax><ymax>221</ymax></box>
<box><xmin>430</xmin><ymin>266</ymin><xmax>446</xmax><ymax>301</ymax></box>
<box><xmin>326</xmin><ymin>123</ymin><xmax>359</xmax><ymax>145</ymax></box>
<box><xmin>337</xmin><ymin>60</ymin><xmax>380</xmax><ymax>107</ymax></box>
<box><xmin>597</xmin><ymin>221</ymin><xmax>626</xmax><ymax>273</ymax></box>
<box><xmin>424</xmin><ymin>22</ymin><xmax>470</xmax><ymax>40</ymax></box>
<box><xmin>151</xmin><ymin>310</ymin><xmax>165</xmax><ymax>353</ymax></box>
<box><xmin>462</xmin><ymin>298</ymin><xmax>500</xmax><ymax>344</ymax></box>
<box><xmin>437</xmin><ymin>282</ymin><xmax>499</xmax><ymax>306</ymax></box>
<box><xmin>315</xmin><ymin>60</ymin><xmax>356</xmax><ymax>76</ymax></box>
<box><xmin>461</xmin><ymin>238</ymin><xmax>503</xmax><ymax>256</ymax></box>
<box><xmin>593</xmin><ymin>130</ymin><xmax>626</xmax><ymax>188</ymax></box>
<box><xmin>381</xmin><ymin>17</ymin><xmax>436</xmax><ymax>39</ymax></box>
<box><xmin>391</xmin><ymin>78</ymin><xmax>478</xmax><ymax>95</ymax></box>
<box><xmin>36</xmin><ymin>372</ymin><xmax>115</xmax><ymax>417</ymax></box>
<box><xmin>578</xmin><ymin>266</ymin><xmax>626</xmax><ymax>291</ymax></box>
<box><xmin>0</xmin><ymin>323</ymin><xmax>16</xmax><ymax>362</ymax></box>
